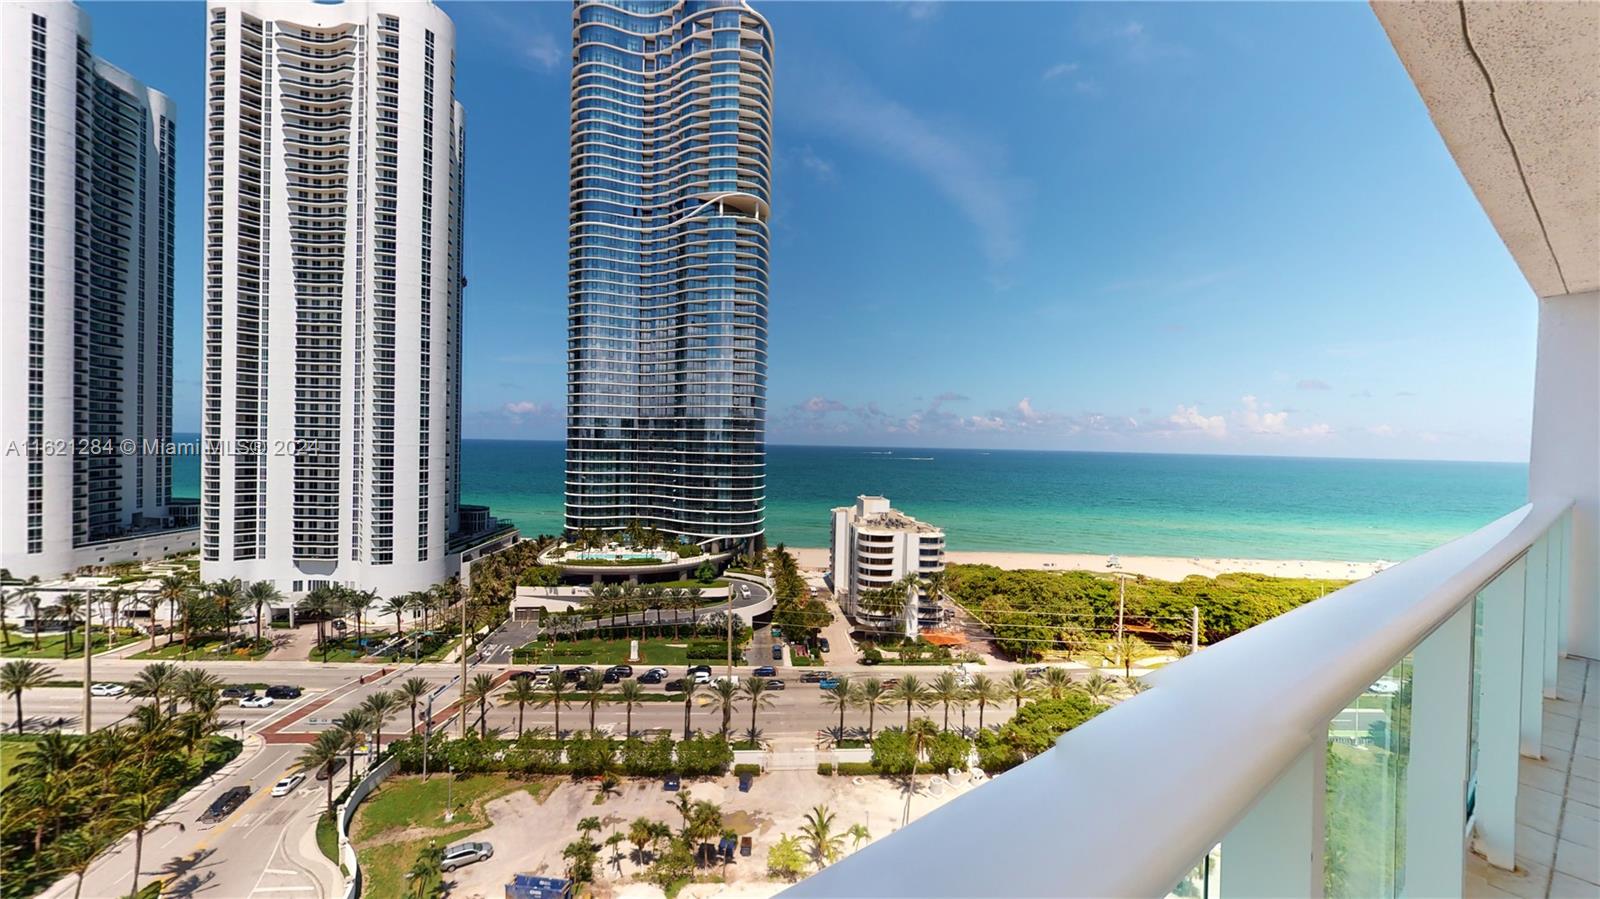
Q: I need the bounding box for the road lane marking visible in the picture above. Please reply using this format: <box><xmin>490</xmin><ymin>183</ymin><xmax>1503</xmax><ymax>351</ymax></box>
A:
<box><xmin>251</xmin><ymin>887</ymin><xmax>315</xmax><ymax>892</ymax></box>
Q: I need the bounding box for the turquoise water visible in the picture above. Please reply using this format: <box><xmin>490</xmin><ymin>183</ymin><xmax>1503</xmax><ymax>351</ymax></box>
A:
<box><xmin>171</xmin><ymin>439</ymin><xmax>1527</xmax><ymax>562</ymax></box>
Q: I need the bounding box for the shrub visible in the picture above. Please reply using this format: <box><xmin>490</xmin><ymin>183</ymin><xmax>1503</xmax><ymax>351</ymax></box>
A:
<box><xmin>566</xmin><ymin>737</ymin><xmax>617</xmax><ymax>777</ymax></box>
<box><xmin>694</xmin><ymin>561</ymin><xmax>717</xmax><ymax>583</ymax></box>
<box><xmin>926</xmin><ymin>731</ymin><xmax>972</xmax><ymax>772</ymax></box>
<box><xmin>977</xmin><ymin>695</ymin><xmax>1103</xmax><ymax>773</ymax></box>
<box><xmin>870</xmin><ymin>729</ymin><xmax>915</xmax><ymax>775</ymax></box>
<box><xmin>733</xmin><ymin>763</ymin><xmax>762</xmax><ymax>777</ymax></box>
<box><xmin>621</xmin><ymin>736</ymin><xmax>675</xmax><ymax>777</ymax></box>
<box><xmin>835</xmin><ymin>762</ymin><xmax>879</xmax><ymax>776</ymax></box>
<box><xmin>685</xmin><ymin>642</ymin><xmax>728</xmax><ymax>660</ymax></box>
<box><xmin>675</xmin><ymin>735</ymin><xmax>733</xmax><ymax>776</ymax></box>
<box><xmin>816</xmin><ymin>762</ymin><xmax>835</xmax><ymax>776</ymax></box>
<box><xmin>674</xmin><ymin>543</ymin><xmax>703</xmax><ymax>559</ymax></box>
<box><xmin>861</xmin><ymin>647</ymin><xmax>883</xmax><ymax>664</ymax></box>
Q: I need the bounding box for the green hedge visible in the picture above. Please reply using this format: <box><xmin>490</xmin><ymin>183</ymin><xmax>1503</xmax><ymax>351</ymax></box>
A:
<box><xmin>389</xmin><ymin>733</ymin><xmax>732</xmax><ymax>778</ymax></box>
<box><xmin>835</xmin><ymin>762</ymin><xmax>879</xmax><ymax>776</ymax></box>
<box><xmin>733</xmin><ymin>764</ymin><xmax>762</xmax><ymax>777</ymax></box>
<box><xmin>816</xmin><ymin>763</ymin><xmax>834</xmax><ymax>776</ymax></box>
<box><xmin>685</xmin><ymin>641</ymin><xmax>728</xmax><ymax>660</ymax></box>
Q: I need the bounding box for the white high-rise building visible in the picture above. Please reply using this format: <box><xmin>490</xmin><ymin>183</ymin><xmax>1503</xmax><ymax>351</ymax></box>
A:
<box><xmin>0</xmin><ymin>1</ymin><xmax>195</xmax><ymax>580</ymax></box>
<box><xmin>201</xmin><ymin>0</ymin><xmax>491</xmax><ymax>598</ymax></box>
<box><xmin>829</xmin><ymin>496</ymin><xmax>946</xmax><ymax>637</ymax></box>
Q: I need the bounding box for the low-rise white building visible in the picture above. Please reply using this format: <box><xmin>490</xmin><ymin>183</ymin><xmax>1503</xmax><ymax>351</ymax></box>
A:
<box><xmin>828</xmin><ymin>496</ymin><xmax>946</xmax><ymax>637</ymax></box>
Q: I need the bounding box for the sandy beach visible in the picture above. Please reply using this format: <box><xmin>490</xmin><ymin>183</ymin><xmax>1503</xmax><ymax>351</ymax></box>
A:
<box><xmin>789</xmin><ymin>547</ymin><xmax>1388</xmax><ymax>582</ymax></box>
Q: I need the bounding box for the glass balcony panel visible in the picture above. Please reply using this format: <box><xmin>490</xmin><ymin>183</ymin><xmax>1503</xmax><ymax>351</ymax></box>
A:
<box><xmin>1324</xmin><ymin>653</ymin><xmax>1414</xmax><ymax>898</ymax></box>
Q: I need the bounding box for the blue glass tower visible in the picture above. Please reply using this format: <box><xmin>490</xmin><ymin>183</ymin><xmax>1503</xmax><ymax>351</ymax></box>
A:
<box><xmin>567</xmin><ymin>0</ymin><xmax>773</xmax><ymax>553</ymax></box>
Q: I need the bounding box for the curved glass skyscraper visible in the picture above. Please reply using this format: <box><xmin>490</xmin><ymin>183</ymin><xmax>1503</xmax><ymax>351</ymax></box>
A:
<box><xmin>567</xmin><ymin>0</ymin><xmax>774</xmax><ymax>553</ymax></box>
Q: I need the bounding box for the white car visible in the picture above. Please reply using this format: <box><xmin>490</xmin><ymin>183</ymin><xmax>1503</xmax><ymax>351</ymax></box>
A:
<box><xmin>270</xmin><ymin>773</ymin><xmax>306</xmax><ymax>797</ymax></box>
<box><xmin>533</xmin><ymin>664</ymin><xmax>559</xmax><ymax>676</ymax></box>
<box><xmin>90</xmin><ymin>683</ymin><xmax>127</xmax><ymax>697</ymax></box>
<box><xmin>691</xmin><ymin>671</ymin><xmax>712</xmax><ymax>685</ymax></box>
<box><xmin>239</xmin><ymin>695</ymin><xmax>275</xmax><ymax>709</ymax></box>
<box><xmin>531</xmin><ymin>675</ymin><xmax>552</xmax><ymax>689</ymax></box>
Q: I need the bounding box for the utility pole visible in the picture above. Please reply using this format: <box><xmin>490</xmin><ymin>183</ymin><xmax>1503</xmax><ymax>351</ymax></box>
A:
<box><xmin>1116</xmin><ymin>575</ymin><xmax>1126</xmax><ymax>644</ymax></box>
<box><xmin>458</xmin><ymin>595</ymin><xmax>468</xmax><ymax>738</ymax></box>
<box><xmin>1190</xmin><ymin>606</ymin><xmax>1201</xmax><ymax>654</ymax></box>
<box><xmin>82</xmin><ymin>591</ymin><xmax>93</xmax><ymax>734</ymax></box>
<box><xmin>725</xmin><ymin>585</ymin><xmax>734</xmax><ymax>679</ymax></box>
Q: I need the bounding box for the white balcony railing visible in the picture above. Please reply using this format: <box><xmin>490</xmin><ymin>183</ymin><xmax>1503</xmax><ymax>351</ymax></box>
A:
<box><xmin>783</xmin><ymin>501</ymin><xmax>1575</xmax><ymax>898</ymax></box>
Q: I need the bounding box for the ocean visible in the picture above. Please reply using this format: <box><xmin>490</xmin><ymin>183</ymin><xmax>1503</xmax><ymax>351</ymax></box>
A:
<box><xmin>170</xmin><ymin>438</ymin><xmax>1528</xmax><ymax>563</ymax></box>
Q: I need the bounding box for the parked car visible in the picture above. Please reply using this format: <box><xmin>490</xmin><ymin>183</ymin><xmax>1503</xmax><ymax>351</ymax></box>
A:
<box><xmin>440</xmin><ymin>841</ymin><xmax>493</xmax><ymax>872</ymax></box>
<box><xmin>505</xmin><ymin>670</ymin><xmax>535</xmax><ymax>682</ymax></box>
<box><xmin>712</xmin><ymin>674</ymin><xmax>739</xmax><ymax>686</ymax></box>
<box><xmin>220</xmin><ymin>686</ymin><xmax>255</xmax><ymax>702</ymax></box>
<box><xmin>753</xmin><ymin>666</ymin><xmax>776</xmax><ymax>677</ymax></box>
<box><xmin>534</xmin><ymin>664</ymin><xmax>559</xmax><ymax>676</ymax></box>
<box><xmin>331</xmin><ymin>620</ymin><xmax>347</xmax><ymax>632</ymax></box>
<box><xmin>818</xmin><ymin>678</ymin><xmax>842</xmax><ymax>690</ymax></box>
<box><xmin>882</xmin><ymin>678</ymin><xmax>900</xmax><ymax>689</ymax></box>
<box><xmin>314</xmin><ymin>758</ymin><xmax>346</xmax><ymax>781</ymax></box>
<box><xmin>771</xmin><ymin>627</ymin><xmax>783</xmax><ymax>639</ymax></box>
<box><xmin>664</xmin><ymin>678</ymin><xmax>687</xmax><ymax>693</ymax></box>
<box><xmin>270</xmin><ymin>773</ymin><xmax>305</xmax><ymax>797</ymax></box>
<box><xmin>686</xmin><ymin>664</ymin><xmax>712</xmax><ymax>676</ymax></box>
<box><xmin>607</xmin><ymin>664</ymin><xmax>634</xmax><ymax>679</ymax></box>
<box><xmin>201</xmin><ymin>786</ymin><xmax>250</xmax><ymax>822</ymax></box>
<box><xmin>771</xmin><ymin>644</ymin><xmax>783</xmax><ymax>660</ymax></box>
<box><xmin>799</xmin><ymin>671</ymin><xmax>823</xmax><ymax>684</ymax></box>
<box><xmin>690</xmin><ymin>670</ymin><xmax>712</xmax><ymax>685</ymax></box>
<box><xmin>89</xmin><ymin>682</ymin><xmax>126</xmax><ymax>697</ymax></box>
<box><xmin>639</xmin><ymin>667</ymin><xmax>668</xmax><ymax>684</ymax></box>
<box><xmin>265</xmin><ymin>685</ymin><xmax>302</xmax><ymax>699</ymax></box>
<box><xmin>766</xmin><ymin>678</ymin><xmax>786</xmax><ymax>690</ymax></box>
<box><xmin>602</xmin><ymin>669</ymin><xmax>622</xmax><ymax>684</ymax></box>
<box><xmin>1025</xmin><ymin>666</ymin><xmax>1047</xmax><ymax>679</ymax></box>
<box><xmin>563</xmin><ymin>666</ymin><xmax>593</xmax><ymax>682</ymax></box>
<box><xmin>531</xmin><ymin>676</ymin><xmax>552</xmax><ymax>689</ymax></box>
<box><xmin>239</xmin><ymin>695</ymin><xmax>274</xmax><ymax>709</ymax></box>
<box><xmin>819</xmin><ymin>638</ymin><xmax>831</xmax><ymax>653</ymax></box>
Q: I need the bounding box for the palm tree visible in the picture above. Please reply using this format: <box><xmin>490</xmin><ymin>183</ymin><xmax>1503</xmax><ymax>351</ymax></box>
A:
<box><xmin>361</xmin><ymin>689</ymin><xmax>402</xmax><ymax>756</ymax></box>
<box><xmin>298</xmin><ymin>585</ymin><xmax>338</xmax><ymax>661</ymax></box>
<box><xmin>1042</xmin><ymin>666</ymin><xmax>1074</xmax><ymax>700</ymax></box>
<box><xmin>628</xmin><ymin>816</ymin><xmax>656</xmax><ymax>865</ymax></box>
<box><xmin>398</xmin><ymin>676</ymin><xmax>432</xmax><ymax>737</ymax></box>
<box><xmin>539</xmin><ymin>675</ymin><xmax>573</xmax><ymax>739</ymax></box>
<box><xmin>0</xmin><ymin>585</ymin><xmax>12</xmax><ymax>648</ymax></box>
<box><xmin>299</xmin><ymin>729</ymin><xmax>346</xmax><ymax>817</ymax></box>
<box><xmin>799</xmin><ymin>805</ymin><xmax>845</xmax><ymax>869</ymax></box>
<box><xmin>929</xmin><ymin>672</ymin><xmax>964</xmax><ymax>731</ymax></box>
<box><xmin>335</xmin><ymin>708</ymin><xmax>375</xmax><ymax>787</ymax></box>
<box><xmin>615</xmin><ymin>680</ymin><xmax>647</xmax><ymax>737</ymax></box>
<box><xmin>703</xmin><ymin>678</ymin><xmax>741</xmax><ymax>738</ymax></box>
<box><xmin>210</xmin><ymin>578</ymin><xmax>242</xmax><ymax>640</ymax></box>
<box><xmin>463</xmin><ymin>673</ymin><xmax>497</xmax><ymax>739</ymax></box>
<box><xmin>740</xmin><ymin>677</ymin><xmax>775</xmax><ymax>740</ymax></box>
<box><xmin>381</xmin><ymin>594</ymin><xmax>411</xmax><ymax>642</ymax></box>
<box><xmin>886</xmin><ymin>674</ymin><xmax>930</xmax><ymax>730</ymax></box>
<box><xmin>500</xmin><ymin>676</ymin><xmax>541</xmax><ymax>737</ymax></box>
<box><xmin>156</xmin><ymin>576</ymin><xmax>187</xmax><ymax>648</ymax></box>
<box><xmin>1079</xmin><ymin>670</ymin><xmax>1117</xmax><ymax>704</ymax></box>
<box><xmin>24</xmin><ymin>583</ymin><xmax>45</xmax><ymax>652</ymax></box>
<box><xmin>51</xmin><ymin>591</ymin><xmax>86</xmax><ymax>658</ymax></box>
<box><xmin>174</xmin><ymin>668</ymin><xmax>224</xmax><ymax>711</ymax></box>
<box><xmin>108</xmin><ymin>761</ymin><xmax>187</xmax><ymax>897</ymax></box>
<box><xmin>856</xmin><ymin>677</ymin><xmax>890</xmax><ymax>739</ymax></box>
<box><xmin>406</xmin><ymin>843</ymin><xmax>441</xmax><ymax>899</ymax></box>
<box><xmin>102</xmin><ymin>589</ymin><xmax>127</xmax><ymax>648</ymax></box>
<box><xmin>579</xmin><ymin>670</ymin><xmax>606</xmax><ymax>734</ymax></box>
<box><xmin>245</xmin><ymin>580</ymin><xmax>281</xmax><ymax>648</ymax></box>
<box><xmin>818</xmin><ymin>677</ymin><xmax>855</xmax><ymax>739</ymax></box>
<box><xmin>680</xmin><ymin>678</ymin><xmax>703</xmax><ymax>740</ymax></box>
<box><xmin>966</xmin><ymin>673</ymin><xmax>1004</xmax><ymax>731</ymax></box>
<box><xmin>1004</xmin><ymin>669</ymin><xmax>1035</xmax><ymax>711</ymax></box>
<box><xmin>2</xmin><ymin>659</ymin><xmax>57</xmax><ymax>732</ymax></box>
<box><xmin>845</xmin><ymin>822</ymin><xmax>871</xmax><ymax>852</ymax></box>
<box><xmin>128</xmin><ymin>661</ymin><xmax>183</xmax><ymax>718</ymax></box>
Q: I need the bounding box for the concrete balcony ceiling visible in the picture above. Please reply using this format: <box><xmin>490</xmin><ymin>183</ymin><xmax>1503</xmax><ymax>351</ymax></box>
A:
<box><xmin>1373</xmin><ymin>0</ymin><xmax>1600</xmax><ymax>297</ymax></box>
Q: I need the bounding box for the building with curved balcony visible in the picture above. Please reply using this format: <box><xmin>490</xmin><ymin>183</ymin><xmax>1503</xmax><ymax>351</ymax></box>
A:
<box><xmin>1</xmin><ymin>1</ymin><xmax>191</xmax><ymax>579</ymax></box>
<box><xmin>201</xmin><ymin>0</ymin><xmax>499</xmax><ymax>599</ymax></box>
<box><xmin>829</xmin><ymin>495</ymin><xmax>947</xmax><ymax>638</ymax></box>
<box><xmin>565</xmin><ymin>0</ymin><xmax>774</xmax><ymax>555</ymax></box>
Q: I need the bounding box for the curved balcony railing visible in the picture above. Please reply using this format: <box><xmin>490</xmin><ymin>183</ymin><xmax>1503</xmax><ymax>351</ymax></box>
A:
<box><xmin>784</xmin><ymin>501</ymin><xmax>1576</xmax><ymax>898</ymax></box>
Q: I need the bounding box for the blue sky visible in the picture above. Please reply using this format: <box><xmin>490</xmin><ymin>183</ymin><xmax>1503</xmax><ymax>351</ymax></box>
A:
<box><xmin>85</xmin><ymin>1</ymin><xmax>1537</xmax><ymax>462</ymax></box>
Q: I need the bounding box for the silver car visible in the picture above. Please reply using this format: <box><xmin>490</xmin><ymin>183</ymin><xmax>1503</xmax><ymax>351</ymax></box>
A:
<box><xmin>440</xmin><ymin>841</ymin><xmax>493</xmax><ymax>872</ymax></box>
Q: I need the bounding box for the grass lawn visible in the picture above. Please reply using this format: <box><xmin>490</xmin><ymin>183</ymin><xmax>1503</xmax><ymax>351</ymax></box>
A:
<box><xmin>353</xmin><ymin>774</ymin><xmax>550</xmax><ymax>899</ymax></box>
<box><xmin>1</xmin><ymin>734</ymin><xmax>43</xmax><ymax>791</ymax></box>
<box><xmin>316</xmin><ymin>812</ymin><xmax>340</xmax><ymax>867</ymax></box>
<box><xmin>514</xmin><ymin>636</ymin><xmax>748</xmax><ymax>667</ymax></box>
<box><xmin>0</xmin><ymin>628</ymin><xmax>141</xmax><ymax>659</ymax></box>
<box><xmin>129</xmin><ymin>636</ymin><xmax>272</xmax><ymax>661</ymax></box>
<box><xmin>315</xmin><ymin>632</ymin><xmax>462</xmax><ymax>664</ymax></box>
<box><xmin>789</xmin><ymin>652</ymin><xmax>821</xmax><ymax>666</ymax></box>
<box><xmin>651</xmin><ymin>579</ymin><xmax>729</xmax><ymax>591</ymax></box>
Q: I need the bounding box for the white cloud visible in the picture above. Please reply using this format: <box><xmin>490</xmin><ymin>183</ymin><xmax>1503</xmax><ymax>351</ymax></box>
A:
<box><xmin>795</xmin><ymin>146</ymin><xmax>836</xmax><ymax>182</ymax></box>
<box><xmin>793</xmin><ymin>74</ymin><xmax>1022</xmax><ymax>266</ymax></box>
<box><xmin>1042</xmin><ymin>62</ymin><xmax>1080</xmax><ymax>81</ymax></box>
<box><xmin>1167</xmin><ymin>405</ymin><xmax>1228</xmax><ymax>438</ymax></box>
<box><xmin>1017</xmin><ymin>397</ymin><xmax>1042</xmax><ymax>423</ymax></box>
<box><xmin>897</xmin><ymin>2</ymin><xmax>943</xmax><ymax>22</ymax></box>
<box><xmin>472</xmin><ymin>7</ymin><xmax>563</xmax><ymax>73</ymax></box>
<box><xmin>1296</xmin><ymin>379</ymin><xmax>1332</xmax><ymax>391</ymax></box>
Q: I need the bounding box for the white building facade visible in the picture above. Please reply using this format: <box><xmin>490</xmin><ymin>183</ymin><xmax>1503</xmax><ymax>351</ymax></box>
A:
<box><xmin>0</xmin><ymin>1</ymin><xmax>189</xmax><ymax>580</ymax></box>
<box><xmin>829</xmin><ymin>495</ymin><xmax>946</xmax><ymax>638</ymax></box>
<box><xmin>201</xmin><ymin>0</ymin><xmax>474</xmax><ymax>598</ymax></box>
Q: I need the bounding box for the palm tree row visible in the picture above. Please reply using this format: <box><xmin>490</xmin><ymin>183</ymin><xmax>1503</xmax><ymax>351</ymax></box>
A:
<box><xmin>811</xmin><ymin>668</ymin><xmax>1131</xmax><ymax>740</ymax></box>
<box><xmin>0</xmin><ymin>661</ymin><xmax>233</xmax><ymax>899</ymax></box>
